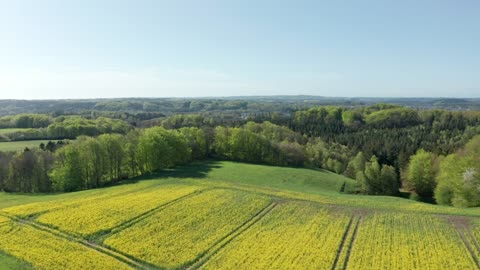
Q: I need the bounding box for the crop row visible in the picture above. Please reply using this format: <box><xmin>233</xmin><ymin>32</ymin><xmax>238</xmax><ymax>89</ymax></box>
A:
<box><xmin>0</xmin><ymin>215</ymin><xmax>9</xmax><ymax>224</ymax></box>
<box><xmin>466</xmin><ymin>218</ymin><xmax>480</xmax><ymax>265</ymax></box>
<box><xmin>202</xmin><ymin>201</ymin><xmax>351</xmax><ymax>270</ymax></box>
<box><xmin>104</xmin><ymin>189</ymin><xmax>272</xmax><ymax>269</ymax></box>
<box><xmin>2</xmin><ymin>185</ymin><xmax>480</xmax><ymax>270</ymax></box>
<box><xmin>348</xmin><ymin>212</ymin><xmax>477</xmax><ymax>269</ymax></box>
<box><xmin>0</xmin><ymin>220</ymin><xmax>131</xmax><ymax>270</ymax></box>
<box><xmin>3</xmin><ymin>180</ymin><xmax>167</xmax><ymax>217</ymax></box>
<box><xmin>35</xmin><ymin>184</ymin><xmax>200</xmax><ymax>237</ymax></box>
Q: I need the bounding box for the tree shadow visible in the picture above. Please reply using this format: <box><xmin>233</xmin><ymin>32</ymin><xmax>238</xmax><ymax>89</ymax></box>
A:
<box><xmin>118</xmin><ymin>160</ymin><xmax>222</xmax><ymax>185</ymax></box>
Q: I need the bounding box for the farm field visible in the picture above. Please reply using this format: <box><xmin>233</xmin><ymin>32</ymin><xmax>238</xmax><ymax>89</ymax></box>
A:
<box><xmin>202</xmin><ymin>201</ymin><xmax>351</xmax><ymax>269</ymax></box>
<box><xmin>0</xmin><ymin>250</ymin><xmax>32</xmax><ymax>270</ymax></box>
<box><xmin>0</xmin><ymin>140</ymin><xmax>49</xmax><ymax>152</ymax></box>
<box><xmin>0</xmin><ymin>128</ymin><xmax>34</xmax><ymax>135</ymax></box>
<box><xmin>1</xmin><ymin>161</ymin><xmax>480</xmax><ymax>269</ymax></box>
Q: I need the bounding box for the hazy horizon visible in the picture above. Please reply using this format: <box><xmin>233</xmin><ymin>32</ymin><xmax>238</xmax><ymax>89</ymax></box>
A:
<box><xmin>1</xmin><ymin>94</ymin><xmax>480</xmax><ymax>101</ymax></box>
<box><xmin>1</xmin><ymin>1</ymin><xmax>479</xmax><ymax>99</ymax></box>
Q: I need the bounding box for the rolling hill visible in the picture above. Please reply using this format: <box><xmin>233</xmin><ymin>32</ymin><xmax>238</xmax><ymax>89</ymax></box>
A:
<box><xmin>0</xmin><ymin>161</ymin><xmax>479</xmax><ymax>269</ymax></box>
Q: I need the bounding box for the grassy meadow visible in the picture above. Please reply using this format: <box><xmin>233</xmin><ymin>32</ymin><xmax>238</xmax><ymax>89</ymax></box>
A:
<box><xmin>0</xmin><ymin>140</ymin><xmax>49</xmax><ymax>152</ymax></box>
<box><xmin>1</xmin><ymin>161</ymin><xmax>480</xmax><ymax>269</ymax></box>
<box><xmin>0</xmin><ymin>128</ymin><xmax>35</xmax><ymax>135</ymax></box>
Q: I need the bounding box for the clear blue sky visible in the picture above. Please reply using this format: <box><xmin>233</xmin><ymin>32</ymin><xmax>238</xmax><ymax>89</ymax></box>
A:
<box><xmin>1</xmin><ymin>0</ymin><xmax>479</xmax><ymax>99</ymax></box>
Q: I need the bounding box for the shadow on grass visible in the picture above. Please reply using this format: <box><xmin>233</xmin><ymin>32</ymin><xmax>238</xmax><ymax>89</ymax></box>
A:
<box><xmin>399</xmin><ymin>191</ymin><xmax>437</xmax><ymax>205</ymax></box>
<box><xmin>117</xmin><ymin>160</ymin><xmax>222</xmax><ymax>185</ymax></box>
<box><xmin>0</xmin><ymin>161</ymin><xmax>223</xmax><ymax>196</ymax></box>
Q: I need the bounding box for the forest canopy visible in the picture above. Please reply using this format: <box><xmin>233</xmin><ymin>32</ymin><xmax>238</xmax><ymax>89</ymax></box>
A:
<box><xmin>1</xmin><ymin>102</ymin><xmax>480</xmax><ymax>207</ymax></box>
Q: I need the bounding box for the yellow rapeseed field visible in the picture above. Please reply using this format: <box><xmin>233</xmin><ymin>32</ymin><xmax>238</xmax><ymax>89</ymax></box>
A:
<box><xmin>104</xmin><ymin>189</ymin><xmax>271</xmax><ymax>269</ymax></box>
<box><xmin>1</xmin><ymin>161</ymin><xmax>480</xmax><ymax>270</ymax></box>
<box><xmin>36</xmin><ymin>184</ymin><xmax>200</xmax><ymax>236</ymax></box>
<box><xmin>3</xmin><ymin>180</ymin><xmax>163</xmax><ymax>217</ymax></box>
<box><xmin>203</xmin><ymin>201</ymin><xmax>351</xmax><ymax>270</ymax></box>
<box><xmin>347</xmin><ymin>212</ymin><xmax>477</xmax><ymax>269</ymax></box>
<box><xmin>469</xmin><ymin>218</ymin><xmax>480</xmax><ymax>260</ymax></box>
<box><xmin>0</xmin><ymin>221</ymin><xmax>131</xmax><ymax>270</ymax></box>
<box><xmin>0</xmin><ymin>215</ymin><xmax>9</xmax><ymax>224</ymax></box>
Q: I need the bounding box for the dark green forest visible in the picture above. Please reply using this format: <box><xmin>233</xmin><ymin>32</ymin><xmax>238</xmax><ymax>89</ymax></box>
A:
<box><xmin>1</xmin><ymin>98</ymin><xmax>480</xmax><ymax>207</ymax></box>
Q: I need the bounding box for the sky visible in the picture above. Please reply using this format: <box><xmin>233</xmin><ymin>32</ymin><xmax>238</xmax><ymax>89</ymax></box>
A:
<box><xmin>0</xmin><ymin>0</ymin><xmax>479</xmax><ymax>99</ymax></box>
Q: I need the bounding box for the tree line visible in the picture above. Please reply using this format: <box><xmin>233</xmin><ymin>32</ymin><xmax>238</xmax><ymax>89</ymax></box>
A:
<box><xmin>1</xmin><ymin>104</ymin><xmax>480</xmax><ymax>207</ymax></box>
<box><xmin>0</xmin><ymin>127</ymin><xmax>205</xmax><ymax>192</ymax></box>
<box><xmin>0</xmin><ymin>116</ymin><xmax>131</xmax><ymax>142</ymax></box>
<box><xmin>0</xmin><ymin>121</ymin><xmax>392</xmax><ymax>194</ymax></box>
<box><xmin>404</xmin><ymin>135</ymin><xmax>480</xmax><ymax>207</ymax></box>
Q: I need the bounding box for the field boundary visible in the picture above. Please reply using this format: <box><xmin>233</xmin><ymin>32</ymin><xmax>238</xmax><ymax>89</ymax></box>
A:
<box><xmin>332</xmin><ymin>214</ymin><xmax>362</xmax><ymax>270</ymax></box>
<box><xmin>94</xmin><ymin>188</ymin><xmax>211</xmax><ymax>241</ymax></box>
<box><xmin>0</xmin><ymin>212</ymin><xmax>156</xmax><ymax>269</ymax></box>
<box><xmin>342</xmin><ymin>215</ymin><xmax>362</xmax><ymax>270</ymax></box>
<box><xmin>4</xmin><ymin>187</ymin><xmax>209</xmax><ymax>242</ymax></box>
<box><xmin>449</xmin><ymin>217</ymin><xmax>480</xmax><ymax>269</ymax></box>
<box><xmin>187</xmin><ymin>201</ymin><xmax>278</xmax><ymax>270</ymax></box>
<box><xmin>7</xmin><ymin>181</ymin><xmax>195</xmax><ymax>218</ymax></box>
<box><xmin>216</xmin><ymin>184</ymin><xmax>480</xmax><ymax>219</ymax></box>
<box><xmin>331</xmin><ymin>215</ymin><xmax>354</xmax><ymax>270</ymax></box>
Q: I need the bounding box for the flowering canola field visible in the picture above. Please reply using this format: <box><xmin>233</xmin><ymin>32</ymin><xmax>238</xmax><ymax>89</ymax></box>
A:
<box><xmin>347</xmin><ymin>212</ymin><xmax>477</xmax><ymax>269</ymax></box>
<box><xmin>2</xmin><ymin>180</ymin><xmax>165</xmax><ymax>217</ymax></box>
<box><xmin>35</xmin><ymin>184</ymin><xmax>200</xmax><ymax>237</ymax></box>
<box><xmin>1</xmin><ymin>162</ymin><xmax>480</xmax><ymax>270</ymax></box>
<box><xmin>104</xmin><ymin>189</ymin><xmax>272</xmax><ymax>269</ymax></box>
<box><xmin>0</xmin><ymin>221</ymin><xmax>131</xmax><ymax>270</ymax></box>
<box><xmin>203</xmin><ymin>201</ymin><xmax>351</xmax><ymax>270</ymax></box>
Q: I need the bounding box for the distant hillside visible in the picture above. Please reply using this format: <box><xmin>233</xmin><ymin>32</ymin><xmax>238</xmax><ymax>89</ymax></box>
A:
<box><xmin>1</xmin><ymin>96</ymin><xmax>480</xmax><ymax>116</ymax></box>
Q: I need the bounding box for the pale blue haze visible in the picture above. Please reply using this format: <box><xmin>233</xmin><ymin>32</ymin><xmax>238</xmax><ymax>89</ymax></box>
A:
<box><xmin>0</xmin><ymin>0</ymin><xmax>479</xmax><ymax>99</ymax></box>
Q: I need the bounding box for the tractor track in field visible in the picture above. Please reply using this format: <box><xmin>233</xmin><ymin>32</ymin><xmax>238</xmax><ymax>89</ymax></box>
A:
<box><xmin>0</xmin><ymin>211</ymin><xmax>156</xmax><ymax>269</ymax></box>
<box><xmin>6</xmin><ymin>183</ymin><xmax>168</xmax><ymax>218</ymax></box>
<box><xmin>332</xmin><ymin>214</ymin><xmax>362</xmax><ymax>270</ymax></box>
<box><xmin>0</xmin><ymin>188</ymin><xmax>214</xmax><ymax>270</ymax></box>
<box><xmin>187</xmin><ymin>201</ymin><xmax>278</xmax><ymax>270</ymax></box>
<box><xmin>0</xmin><ymin>187</ymin><xmax>224</xmax><ymax>270</ymax></box>
<box><xmin>331</xmin><ymin>215</ymin><xmax>355</xmax><ymax>270</ymax></box>
<box><xmin>95</xmin><ymin>188</ymin><xmax>212</xmax><ymax>241</ymax></box>
<box><xmin>3</xmin><ymin>188</ymin><xmax>209</xmax><ymax>242</ymax></box>
<box><xmin>343</xmin><ymin>215</ymin><xmax>361</xmax><ymax>270</ymax></box>
<box><xmin>450</xmin><ymin>217</ymin><xmax>480</xmax><ymax>270</ymax></box>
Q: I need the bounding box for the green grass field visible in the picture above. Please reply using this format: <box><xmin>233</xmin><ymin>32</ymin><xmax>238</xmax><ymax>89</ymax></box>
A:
<box><xmin>1</xmin><ymin>161</ymin><xmax>480</xmax><ymax>269</ymax></box>
<box><xmin>0</xmin><ymin>251</ymin><xmax>32</xmax><ymax>270</ymax></box>
<box><xmin>0</xmin><ymin>128</ymin><xmax>34</xmax><ymax>135</ymax></box>
<box><xmin>0</xmin><ymin>140</ymin><xmax>49</xmax><ymax>152</ymax></box>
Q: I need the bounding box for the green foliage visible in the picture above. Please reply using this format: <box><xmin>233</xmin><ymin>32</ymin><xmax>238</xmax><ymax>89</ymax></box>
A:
<box><xmin>305</xmin><ymin>139</ymin><xmax>326</xmax><ymax>168</ymax></box>
<box><xmin>342</xmin><ymin>110</ymin><xmax>364</xmax><ymax>127</ymax></box>
<box><xmin>179</xmin><ymin>127</ymin><xmax>208</xmax><ymax>160</ymax></box>
<box><xmin>435</xmin><ymin>136</ymin><xmax>480</xmax><ymax>207</ymax></box>
<box><xmin>47</xmin><ymin>116</ymin><xmax>131</xmax><ymax>139</ymax></box>
<box><xmin>380</xmin><ymin>165</ymin><xmax>399</xmax><ymax>196</ymax></box>
<box><xmin>1</xmin><ymin>102</ymin><xmax>480</xmax><ymax>206</ymax></box>
<box><xmin>98</xmin><ymin>134</ymin><xmax>125</xmax><ymax>182</ymax></box>
<box><xmin>138</xmin><ymin>127</ymin><xmax>191</xmax><ymax>173</ymax></box>
<box><xmin>213</xmin><ymin>123</ymin><xmax>304</xmax><ymax>166</ymax></box>
<box><xmin>365</xmin><ymin>107</ymin><xmax>421</xmax><ymax>128</ymax></box>
<box><xmin>123</xmin><ymin>130</ymin><xmax>141</xmax><ymax>177</ymax></box>
<box><xmin>162</xmin><ymin>114</ymin><xmax>214</xmax><ymax>129</ymax></box>
<box><xmin>359</xmin><ymin>156</ymin><xmax>398</xmax><ymax>195</ymax></box>
<box><xmin>344</xmin><ymin>152</ymin><xmax>366</xmax><ymax>180</ymax></box>
<box><xmin>2</xmin><ymin>150</ymin><xmax>52</xmax><ymax>193</ymax></box>
<box><xmin>291</xmin><ymin>107</ymin><xmax>344</xmax><ymax>137</ymax></box>
<box><xmin>406</xmin><ymin>149</ymin><xmax>438</xmax><ymax>197</ymax></box>
<box><xmin>47</xmin><ymin>128</ymin><xmax>176</xmax><ymax>192</ymax></box>
<box><xmin>47</xmin><ymin>127</ymin><xmax>190</xmax><ymax>192</ymax></box>
<box><xmin>50</xmin><ymin>146</ymin><xmax>84</xmax><ymax>192</ymax></box>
